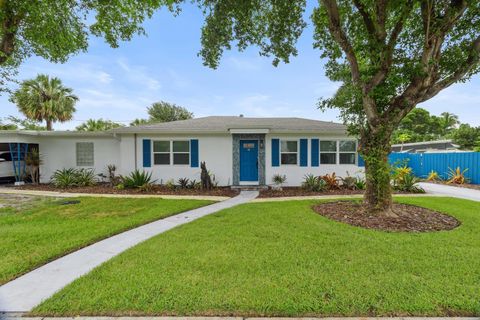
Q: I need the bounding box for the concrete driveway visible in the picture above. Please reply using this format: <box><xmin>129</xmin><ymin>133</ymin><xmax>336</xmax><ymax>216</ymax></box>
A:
<box><xmin>419</xmin><ymin>182</ymin><xmax>480</xmax><ymax>202</ymax></box>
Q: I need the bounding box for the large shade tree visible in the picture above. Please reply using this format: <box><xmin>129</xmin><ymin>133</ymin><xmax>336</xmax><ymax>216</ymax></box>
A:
<box><xmin>11</xmin><ymin>74</ymin><xmax>78</xmax><ymax>130</ymax></box>
<box><xmin>147</xmin><ymin>101</ymin><xmax>193</xmax><ymax>123</ymax></box>
<box><xmin>0</xmin><ymin>0</ymin><xmax>176</xmax><ymax>91</ymax></box>
<box><xmin>182</xmin><ymin>0</ymin><xmax>480</xmax><ymax>215</ymax></box>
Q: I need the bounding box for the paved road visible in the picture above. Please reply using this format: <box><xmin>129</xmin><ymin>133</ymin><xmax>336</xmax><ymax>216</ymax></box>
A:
<box><xmin>419</xmin><ymin>182</ymin><xmax>480</xmax><ymax>202</ymax></box>
<box><xmin>0</xmin><ymin>191</ymin><xmax>259</xmax><ymax>312</ymax></box>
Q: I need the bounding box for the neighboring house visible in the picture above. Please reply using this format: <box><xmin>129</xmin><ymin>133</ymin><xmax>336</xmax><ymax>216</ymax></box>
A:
<box><xmin>0</xmin><ymin>116</ymin><xmax>363</xmax><ymax>186</ymax></box>
<box><xmin>392</xmin><ymin>139</ymin><xmax>463</xmax><ymax>153</ymax></box>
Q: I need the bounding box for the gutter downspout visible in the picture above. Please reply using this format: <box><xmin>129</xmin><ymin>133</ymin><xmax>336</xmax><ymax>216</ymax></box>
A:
<box><xmin>134</xmin><ymin>133</ymin><xmax>137</xmax><ymax>170</ymax></box>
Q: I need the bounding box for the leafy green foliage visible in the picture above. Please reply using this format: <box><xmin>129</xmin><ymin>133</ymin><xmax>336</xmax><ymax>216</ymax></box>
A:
<box><xmin>272</xmin><ymin>174</ymin><xmax>287</xmax><ymax>186</ymax></box>
<box><xmin>3</xmin><ymin>116</ymin><xmax>46</xmax><ymax>130</ymax></box>
<box><xmin>391</xmin><ymin>165</ymin><xmax>424</xmax><ymax>193</ymax></box>
<box><xmin>10</xmin><ymin>74</ymin><xmax>78</xmax><ymax>130</ymax></box>
<box><xmin>451</xmin><ymin>124</ymin><xmax>480</xmax><ymax>150</ymax></box>
<box><xmin>301</xmin><ymin>174</ymin><xmax>327</xmax><ymax>192</ymax></box>
<box><xmin>0</xmin><ymin>0</ymin><xmax>178</xmax><ymax>91</ymax></box>
<box><xmin>76</xmin><ymin>119</ymin><xmax>124</xmax><ymax>131</ymax></box>
<box><xmin>147</xmin><ymin>101</ymin><xmax>193</xmax><ymax>123</ymax></box>
<box><xmin>121</xmin><ymin>170</ymin><xmax>155</xmax><ymax>189</ymax></box>
<box><xmin>51</xmin><ymin>168</ymin><xmax>97</xmax><ymax>188</ymax></box>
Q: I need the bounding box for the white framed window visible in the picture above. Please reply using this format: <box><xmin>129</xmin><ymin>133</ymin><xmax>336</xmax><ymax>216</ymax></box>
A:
<box><xmin>339</xmin><ymin>140</ymin><xmax>357</xmax><ymax>164</ymax></box>
<box><xmin>281</xmin><ymin>140</ymin><xmax>298</xmax><ymax>165</ymax></box>
<box><xmin>153</xmin><ymin>141</ymin><xmax>170</xmax><ymax>165</ymax></box>
<box><xmin>76</xmin><ymin>142</ymin><xmax>94</xmax><ymax>166</ymax></box>
<box><xmin>173</xmin><ymin>140</ymin><xmax>190</xmax><ymax>165</ymax></box>
<box><xmin>153</xmin><ymin>140</ymin><xmax>190</xmax><ymax>165</ymax></box>
<box><xmin>320</xmin><ymin>140</ymin><xmax>337</xmax><ymax>164</ymax></box>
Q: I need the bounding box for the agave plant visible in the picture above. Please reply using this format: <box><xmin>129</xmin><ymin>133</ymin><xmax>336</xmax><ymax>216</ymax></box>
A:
<box><xmin>427</xmin><ymin>170</ymin><xmax>442</xmax><ymax>182</ymax></box>
<box><xmin>121</xmin><ymin>169</ymin><xmax>156</xmax><ymax>189</ymax></box>
<box><xmin>51</xmin><ymin>168</ymin><xmax>78</xmax><ymax>188</ymax></box>
<box><xmin>447</xmin><ymin>167</ymin><xmax>469</xmax><ymax>184</ymax></box>
<box><xmin>75</xmin><ymin>168</ymin><xmax>97</xmax><ymax>187</ymax></box>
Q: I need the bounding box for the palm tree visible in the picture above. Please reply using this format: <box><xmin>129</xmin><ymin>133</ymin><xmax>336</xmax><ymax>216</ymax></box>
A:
<box><xmin>76</xmin><ymin>119</ymin><xmax>123</xmax><ymax>131</ymax></box>
<box><xmin>10</xmin><ymin>74</ymin><xmax>78</xmax><ymax>130</ymax></box>
<box><xmin>439</xmin><ymin>112</ymin><xmax>459</xmax><ymax>136</ymax></box>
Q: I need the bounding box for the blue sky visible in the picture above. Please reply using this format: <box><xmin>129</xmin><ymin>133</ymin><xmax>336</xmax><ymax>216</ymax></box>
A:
<box><xmin>1</xmin><ymin>3</ymin><xmax>480</xmax><ymax>130</ymax></box>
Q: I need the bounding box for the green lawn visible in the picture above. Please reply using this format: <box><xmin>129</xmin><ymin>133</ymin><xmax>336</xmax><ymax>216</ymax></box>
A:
<box><xmin>33</xmin><ymin>197</ymin><xmax>480</xmax><ymax>317</ymax></box>
<box><xmin>0</xmin><ymin>196</ymin><xmax>212</xmax><ymax>284</ymax></box>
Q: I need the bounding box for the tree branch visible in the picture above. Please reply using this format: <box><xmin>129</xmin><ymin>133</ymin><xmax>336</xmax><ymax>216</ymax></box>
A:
<box><xmin>419</xmin><ymin>35</ymin><xmax>480</xmax><ymax>102</ymax></box>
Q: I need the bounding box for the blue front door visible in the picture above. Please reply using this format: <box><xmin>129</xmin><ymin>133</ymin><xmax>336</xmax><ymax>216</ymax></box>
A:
<box><xmin>240</xmin><ymin>140</ymin><xmax>258</xmax><ymax>181</ymax></box>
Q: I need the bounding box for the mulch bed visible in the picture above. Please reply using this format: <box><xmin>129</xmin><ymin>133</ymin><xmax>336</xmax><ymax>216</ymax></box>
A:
<box><xmin>17</xmin><ymin>183</ymin><xmax>239</xmax><ymax>197</ymax></box>
<box><xmin>313</xmin><ymin>201</ymin><xmax>460</xmax><ymax>232</ymax></box>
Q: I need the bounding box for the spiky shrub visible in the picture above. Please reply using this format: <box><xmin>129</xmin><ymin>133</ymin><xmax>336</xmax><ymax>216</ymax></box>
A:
<box><xmin>393</xmin><ymin>173</ymin><xmax>425</xmax><ymax>193</ymax></box>
<box><xmin>354</xmin><ymin>177</ymin><xmax>366</xmax><ymax>190</ymax></box>
<box><xmin>51</xmin><ymin>168</ymin><xmax>78</xmax><ymax>188</ymax></box>
<box><xmin>272</xmin><ymin>174</ymin><xmax>287</xmax><ymax>185</ymax></box>
<box><xmin>75</xmin><ymin>168</ymin><xmax>97</xmax><ymax>187</ymax></box>
<box><xmin>302</xmin><ymin>174</ymin><xmax>327</xmax><ymax>192</ymax></box>
<box><xmin>391</xmin><ymin>165</ymin><xmax>413</xmax><ymax>185</ymax></box>
<box><xmin>165</xmin><ymin>179</ymin><xmax>176</xmax><ymax>190</ymax></box>
<box><xmin>341</xmin><ymin>172</ymin><xmax>357</xmax><ymax>190</ymax></box>
<box><xmin>121</xmin><ymin>169</ymin><xmax>155</xmax><ymax>189</ymax></box>
<box><xmin>427</xmin><ymin>170</ymin><xmax>442</xmax><ymax>182</ymax></box>
<box><xmin>447</xmin><ymin>167</ymin><xmax>469</xmax><ymax>184</ymax></box>
<box><xmin>321</xmin><ymin>173</ymin><xmax>339</xmax><ymax>189</ymax></box>
<box><xmin>177</xmin><ymin>177</ymin><xmax>190</xmax><ymax>189</ymax></box>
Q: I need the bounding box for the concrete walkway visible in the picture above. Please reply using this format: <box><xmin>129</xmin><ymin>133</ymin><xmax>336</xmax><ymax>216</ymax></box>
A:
<box><xmin>418</xmin><ymin>182</ymin><xmax>480</xmax><ymax>202</ymax></box>
<box><xmin>0</xmin><ymin>191</ymin><xmax>259</xmax><ymax>313</ymax></box>
<box><xmin>0</xmin><ymin>187</ymin><xmax>230</xmax><ymax>201</ymax></box>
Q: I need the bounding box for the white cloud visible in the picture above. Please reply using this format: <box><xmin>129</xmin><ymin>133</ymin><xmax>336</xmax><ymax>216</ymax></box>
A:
<box><xmin>116</xmin><ymin>57</ymin><xmax>161</xmax><ymax>91</ymax></box>
<box><xmin>227</xmin><ymin>56</ymin><xmax>261</xmax><ymax>71</ymax></box>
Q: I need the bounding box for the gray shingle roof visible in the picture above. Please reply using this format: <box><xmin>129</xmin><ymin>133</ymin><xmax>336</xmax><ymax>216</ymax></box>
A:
<box><xmin>112</xmin><ymin>116</ymin><xmax>346</xmax><ymax>134</ymax></box>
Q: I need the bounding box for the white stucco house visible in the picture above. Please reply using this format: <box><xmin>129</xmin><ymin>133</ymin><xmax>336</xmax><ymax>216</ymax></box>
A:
<box><xmin>0</xmin><ymin>116</ymin><xmax>364</xmax><ymax>186</ymax></box>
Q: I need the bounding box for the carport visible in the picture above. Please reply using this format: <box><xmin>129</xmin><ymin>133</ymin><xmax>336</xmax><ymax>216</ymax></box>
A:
<box><xmin>0</xmin><ymin>132</ymin><xmax>39</xmax><ymax>184</ymax></box>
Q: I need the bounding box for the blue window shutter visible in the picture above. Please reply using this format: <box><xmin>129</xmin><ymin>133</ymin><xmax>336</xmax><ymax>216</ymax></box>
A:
<box><xmin>358</xmin><ymin>155</ymin><xmax>365</xmax><ymax>167</ymax></box>
<box><xmin>272</xmin><ymin>139</ymin><xmax>280</xmax><ymax>167</ymax></box>
<box><xmin>142</xmin><ymin>139</ymin><xmax>151</xmax><ymax>167</ymax></box>
<box><xmin>311</xmin><ymin>139</ymin><xmax>319</xmax><ymax>167</ymax></box>
<box><xmin>300</xmin><ymin>139</ymin><xmax>308</xmax><ymax>167</ymax></box>
<box><xmin>190</xmin><ymin>139</ymin><xmax>199</xmax><ymax>167</ymax></box>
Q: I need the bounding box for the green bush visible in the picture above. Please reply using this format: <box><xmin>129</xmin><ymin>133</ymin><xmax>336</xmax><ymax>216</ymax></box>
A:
<box><xmin>50</xmin><ymin>168</ymin><xmax>97</xmax><ymax>188</ymax></box>
<box><xmin>302</xmin><ymin>174</ymin><xmax>327</xmax><ymax>192</ymax></box>
<box><xmin>51</xmin><ymin>168</ymin><xmax>79</xmax><ymax>188</ymax></box>
<box><xmin>392</xmin><ymin>171</ymin><xmax>424</xmax><ymax>193</ymax></box>
<box><xmin>75</xmin><ymin>168</ymin><xmax>97</xmax><ymax>187</ymax></box>
<box><xmin>121</xmin><ymin>170</ymin><xmax>155</xmax><ymax>189</ymax></box>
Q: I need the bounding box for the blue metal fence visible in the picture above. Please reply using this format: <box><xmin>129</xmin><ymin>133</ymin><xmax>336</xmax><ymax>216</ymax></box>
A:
<box><xmin>388</xmin><ymin>152</ymin><xmax>480</xmax><ymax>184</ymax></box>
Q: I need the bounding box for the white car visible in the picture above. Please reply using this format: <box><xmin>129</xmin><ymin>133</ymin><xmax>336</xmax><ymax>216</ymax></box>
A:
<box><xmin>0</xmin><ymin>151</ymin><xmax>15</xmax><ymax>180</ymax></box>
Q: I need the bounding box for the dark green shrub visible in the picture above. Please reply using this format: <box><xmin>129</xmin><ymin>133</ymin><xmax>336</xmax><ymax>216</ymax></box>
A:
<box><xmin>75</xmin><ymin>168</ymin><xmax>97</xmax><ymax>187</ymax></box>
<box><xmin>121</xmin><ymin>170</ymin><xmax>155</xmax><ymax>189</ymax></box>
<box><xmin>51</xmin><ymin>168</ymin><xmax>78</xmax><ymax>188</ymax></box>
<box><xmin>302</xmin><ymin>174</ymin><xmax>327</xmax><ymax>192</ymax></box>
<box><xmin>177</xmin><ymin>177</ymin><xmax>190</xmax><ymax>189</ymax></box>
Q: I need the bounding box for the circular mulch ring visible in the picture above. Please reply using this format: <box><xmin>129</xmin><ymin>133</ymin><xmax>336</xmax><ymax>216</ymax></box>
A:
<box><xmin>313</xmin><ymin>201</ymin><xmax>460</xmax><ymax>232</ymax></box>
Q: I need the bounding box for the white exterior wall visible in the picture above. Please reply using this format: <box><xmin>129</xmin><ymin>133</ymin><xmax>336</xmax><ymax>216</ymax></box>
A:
<box><xmin>38</xmin><ymin>136</ymin><xmax>120</xmax><ymax>183</ymax></box>
<box><xmin>265</xmin><ymin>134</ymin><xmax>364</xmax><ymax>186</ymax></box>
<box><xmin>130</xmin><ymin>134</ymin><xmax>233</xmax><ymax>186</ymax></box>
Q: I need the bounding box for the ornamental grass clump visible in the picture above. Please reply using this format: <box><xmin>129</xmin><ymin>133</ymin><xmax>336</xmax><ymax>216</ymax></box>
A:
<box><xmin>447</xmin><ymin>167</ymin><xmax>469</xmax><ymax>184</ymax></box>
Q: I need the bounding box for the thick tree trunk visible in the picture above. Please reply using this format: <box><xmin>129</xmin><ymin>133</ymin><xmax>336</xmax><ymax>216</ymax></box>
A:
<box><xmin>46</xmin><ymin>120</ymin><xmax>52</xmax><ymax>131</ymax></box>
<box><xmin>360</xmin><ymin>127</ymin><xmax>396</xmax><ymax>217</ymax></box>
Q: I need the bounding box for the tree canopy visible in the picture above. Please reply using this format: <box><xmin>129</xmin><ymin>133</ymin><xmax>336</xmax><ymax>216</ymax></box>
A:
<box><xmin>186</xmin><ymin>0</ymin><xmax>480</xmax><ymax>213</ymax></box>
<box><xmin>10</xmin><ymin>74</ymin><xmax>78</xmax><ymax>130</ymax></box>
<box><xmin>76</xmin><ymin>119</ymin><xmax>124</xmax><ymax>131</ymax></box>
<box><xmin>0</xmin><ymin>0</ymin><xmax>176</xmax><ymax>91</ymax></box>
<box><xmin>147</xmin><ymin>101</ymin><xmax>193</xmax><ymax>123</ymax></box>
